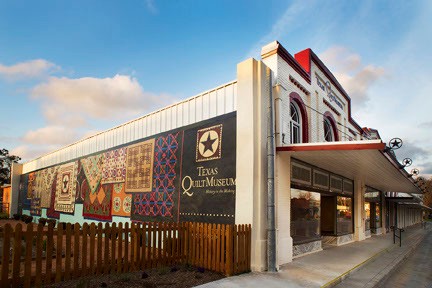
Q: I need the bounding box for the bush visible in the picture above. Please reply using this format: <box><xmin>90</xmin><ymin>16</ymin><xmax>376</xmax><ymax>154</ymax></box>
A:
<box><xmin>21</xmin><ymin>215</ymin><xmax>33</xmax><ymax>224</ymax></box>
<box><xmin>0</xmin><ymin>212</ymin><xmax>9</xmax><ymax>219</ymax></box>
<box><xmin>38</xmin><ymin>218</ymin><xmax>47</xmax><ymax>226</ymax></box>
<box><xmin>13</xmin><ymin>213</ymin><xmax>21</xmax><ymax>220</ymax></box>
<box><xmin>47</xmin><ymin>219</ymin><xmax>57</xmax><ymax>227</ymax></box>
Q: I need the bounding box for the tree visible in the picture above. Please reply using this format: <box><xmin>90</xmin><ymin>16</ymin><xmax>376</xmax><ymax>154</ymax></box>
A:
<box><xmin>0</xmin><ymin>148</ymin><xmax>21</xmax><ymax>186</ymax></box>
<box><xmin>415</xmin><ymin>176</ymin><xmax>432</xmax><ymax>208</ymax></box>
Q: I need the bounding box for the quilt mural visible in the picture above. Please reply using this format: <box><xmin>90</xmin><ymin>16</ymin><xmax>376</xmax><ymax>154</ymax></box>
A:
<box><xmin>83</xmin><ymin>183</ymin><xmax>113</xmax><ymax>221</ymax></box>
<box><xmin>111</xmin><ymin>183</ymin><xmax>131</xmax><ymax>217</ymax></box>
<box><xmin>46</xmin><ymin>175</ymin><xmax>60</xmax><ymax>219</ymax></box>
<box><xmin>36</xmin><ymin>167</ymin><xmax>59</xmax><ymax>208</ymax></box>
<box><xmin>18</xmin><ymin>112</ymin><xmax>236</xmax><ymax>225</ymax></box>
<box><xmin>54</xmin><ymin>162</ymin><xmax>78</xmax><ymax>214</ymax></box>
<box><xmin>125</xmin><ymin>139</ymin><xmax>155</xmax><ymax>192</ymax></box>
<box><xmin>75</xmin><ymin>161</ymin><xmax>88</xmax><ymax>204</ymax></box>
<box><xmin>27</xmin><ymin>172</ymin><xmax>35</xmax><ymax>199</ymax></box>
<box><xmin>102</xmin><ymin>147</ymin><xmax>127</xmax><ymax>184</ymax></box>
<box><xmin>80</xmin><ymin>154</ymin><xmax>103</xmax><ymax>194</ymax></box>
<box><xmin>131</xmin><ymin>132</ymin><xmax>183</xmax><ymax>222</ymax></box>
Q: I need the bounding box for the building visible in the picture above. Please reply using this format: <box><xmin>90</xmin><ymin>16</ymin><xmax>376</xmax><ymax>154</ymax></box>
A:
<box><xmin>10</xmin><ymin>41</ymin><xmax>424</xmax><ymax>272</ymax></box>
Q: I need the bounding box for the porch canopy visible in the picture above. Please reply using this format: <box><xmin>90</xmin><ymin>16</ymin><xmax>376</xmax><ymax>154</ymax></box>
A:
<box><xmin>277</xmin><ymin>140</ymin><xmax>421</xmax><ymax>194</ymax></box>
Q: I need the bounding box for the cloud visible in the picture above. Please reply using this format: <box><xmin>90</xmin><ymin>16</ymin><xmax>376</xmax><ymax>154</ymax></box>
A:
<box><xmin>419</xmin><ymin>162</ymin><xmax>432</xmax><ymax>175</ymax></box>
<box><xmin>419</xmin><ymin>121</ymin><xmax>432</xmax><ymax>129</ymax></box>
<box><xmin>0</xmin><ymin>59</ymin><xmax>59</xmax><ymax>80</ymax></box>
<box><xmin>13</xmin><ymin>73</ymin><xmax>179</xmax><ymax>161</ymax></box>
<box><xmin>10</xmin><ymin>145</ymin><xmax>53</xmax><ymax>161</ymax></box>
<box><xmin>394</xmin><ymin>141</ymin><xmax>429</xmax><ymax>162</ymax></box>
<box><xmin>144</xmin><ymin>0</ymin><xmax>158</xmax><ymax>14</ymax></box>
<box><xmin>320</xmin><ymin>46</ymin><xmax>385</xmax><ymax>109</ymax></box>
<box><xmin>22</xmin><ymin>126</ymin><xmax>79</xmax><ymax>146</ymax></box>
<box><xmin>31</xmin><ymin>74</ymin><xmax>176</xmax><ymax>125</ymax></box>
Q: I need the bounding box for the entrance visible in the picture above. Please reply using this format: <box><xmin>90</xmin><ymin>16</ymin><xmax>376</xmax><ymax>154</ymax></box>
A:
<box><xmin>321</xmin><ymin>195</ymin><xmax>336</xmax><ymax>235</ymax></box>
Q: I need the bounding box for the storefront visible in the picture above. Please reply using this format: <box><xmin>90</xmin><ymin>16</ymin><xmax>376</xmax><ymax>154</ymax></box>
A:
<box><xmin>364</xmin><ymin>187</ymin><xmax>383</xmax><ymax>236</ymax></box>
<box><xmin>290</xmin><ymin>159</ymin><xmax>354</xmax><ymax>256</ymax></box>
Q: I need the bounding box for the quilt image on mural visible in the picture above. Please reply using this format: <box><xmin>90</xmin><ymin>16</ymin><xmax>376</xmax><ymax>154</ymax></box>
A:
<box><xmin>126</xmin><ymin>139</ymin><xmax>155</xmax><ymax>192</ymax></box>
<box><xmin>111</xmin><ymin>183</ymin><xmax>131</xmax><ymax>217</ymax></box>
<box><xmin>131</xmin><ymin>132</ymin><xmax>183</xmax><ymax>222</ymax></box>
<box><xmin>54</xmin><ymin>161</ymin><xmax>78</xmax><ymax>214</ymax></box>
<box><xmin>46</xmin><ymin>174</ymin><xmax>60</xmax><ymax>219</ymax></box>
<box><xmin>102</xmin><ymin>147</ymin><xmax>127</xmax><ymax>184</ymax></box>
<box><xmin>83</xmin><ymin>183</ymin><xmax>113</xmax><ymax>221</ymax></box>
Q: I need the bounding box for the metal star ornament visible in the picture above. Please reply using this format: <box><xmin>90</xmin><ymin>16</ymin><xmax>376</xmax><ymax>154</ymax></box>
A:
<box><xmin>389</xmin><ymin>138</ymin><xmax>403</xmax><ymax>149</ymax></box>
<box><xmin>402</xmin><ymin>158</ymin><xmax>412</xmax><ymax>167</ymax></box>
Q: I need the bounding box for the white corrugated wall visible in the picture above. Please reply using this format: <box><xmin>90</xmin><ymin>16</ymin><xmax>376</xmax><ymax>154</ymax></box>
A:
<box><xmin>23</xmin><ymin>81</ymin><xmax>237</xmax><ymax>174</ymax></box>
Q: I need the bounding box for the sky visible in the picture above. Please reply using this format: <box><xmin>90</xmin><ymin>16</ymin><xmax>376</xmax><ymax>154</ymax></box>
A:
<box><xmin>0</xmin><ymin>0</ymin><xmax>431</xmax><ymax>177</ymax></box>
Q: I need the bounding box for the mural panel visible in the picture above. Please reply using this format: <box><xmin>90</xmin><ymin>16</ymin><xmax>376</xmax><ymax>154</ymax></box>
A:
<box><xmin>54</xmin><ymin>161</ymin><xmax>78</xmax><ymax>214</ymax></box>
<box><xmin>18</xmin><ymin>112</ymin><xmax>237</xmax><ymax>225</ymax></box>
<box><xmin>179</xmin><ymin>115</ymin><xmax>236</xmax><ymax>224</ymax></box>
<box><xmin>131</xmin><ymin>132</ymin><xmax>183</xmax><ymax>222</ymax></box>
<box><xmin>125</xmin><ymin>139</ymin><xmax>155</xmax><ymax>192</ymax></box>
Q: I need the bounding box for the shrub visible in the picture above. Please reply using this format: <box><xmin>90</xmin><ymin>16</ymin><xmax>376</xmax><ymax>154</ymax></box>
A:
<box><xmin>13</xmin><ymin>213</ymin><xmax>20</xmax><ymax>220</ymax></box>
<box><xmin>47</xmin><ymin>219</ymin><xmax>57</xmax><ymax>227</ymax></box>
<box><xmin>22</xmin><ymin>215</ymin><xmax>33</xmax><ymax>224</ymax></box>
<box><xmin>0</xmin><ymin>212</ymin><xmax>9</xmax><ymax>219</ymax></box>
<box><xmin>38</xmin><ymin>218</ymin><xmax>47</xmax><ymax>226</ymax></box>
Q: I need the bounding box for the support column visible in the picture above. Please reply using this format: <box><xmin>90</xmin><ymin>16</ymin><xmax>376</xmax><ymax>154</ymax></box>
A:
<box><xmin>275</xmin><ymin>152</ymin><xmax>292</xmax><ymax>267</ymax></box>
<box><xmin>354</xmin><ymin>179</ymin><xmax>366</xmax><ymax>241</ymax></box>
<box><xmin>236</xmin><ymin>58</ymin><xmax>272</xmax><ymax>271</ymax></box>
<box><xmin>10</xmin><ymin>162</ymin><xmax>23</xmax><ymax>217</ymax></box>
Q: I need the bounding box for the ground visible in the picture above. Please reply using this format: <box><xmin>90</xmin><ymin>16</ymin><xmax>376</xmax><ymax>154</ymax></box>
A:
<box><xmin>45</xmin><ymin>265</ymin><xmax>225</xmax><ymax>288</ymax></box>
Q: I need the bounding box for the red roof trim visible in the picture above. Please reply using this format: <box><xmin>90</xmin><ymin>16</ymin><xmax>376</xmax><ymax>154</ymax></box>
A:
<box><xmin>277</xmin><ymin>142</ymin><xmax>386</xmax><ymax>152</ymax></box>
<box><xmin>294</xmin><ymin>48</ymin><xmax>363</xmax><ymax>134</ymax></box>
<box><xmin>262</xmin><ymin>42</ymin><xmax>311</xmax><ymax>84</ymax></box>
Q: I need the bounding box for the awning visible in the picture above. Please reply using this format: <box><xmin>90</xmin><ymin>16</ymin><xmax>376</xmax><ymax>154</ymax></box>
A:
<box><xmin>277</xmin><ymin>140</ymin><xmax>421</xmax><ymax>194</ymax></box>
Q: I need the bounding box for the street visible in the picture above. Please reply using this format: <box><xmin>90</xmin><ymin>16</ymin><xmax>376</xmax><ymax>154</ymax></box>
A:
<box><xmin>382</xmin><ymin>226</ymin><xmax>432</xmax><ymax>288</ymax></box>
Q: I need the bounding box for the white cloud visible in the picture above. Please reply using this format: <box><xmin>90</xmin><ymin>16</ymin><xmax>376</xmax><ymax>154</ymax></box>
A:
<box><xmin>320</xmin><ymin>46</ymin><xmax>385</xmax><ymax>109</ymax></box>
<box><xmin>31</xmin><ymin>74</ymin><xmax>176</xmax><ymax>125</ymax></box>
<box><xmin>22</xmin><ymin>126</ymin><xmax>79</xmax><ymax>146</ymax></box>
<box><xmin>0</xmin><ymin>59</ymin><xmax>59</xmax><ymax>80</ymax></box>
<box><xmin>12</xmin><ymin>73</ymin><xmax>179</xmax><ymax>160</ymax></box>
<box><xmin>10</xmin><ymin>145</ymin><xmax>53</xmax><ymax>161</ymax></box>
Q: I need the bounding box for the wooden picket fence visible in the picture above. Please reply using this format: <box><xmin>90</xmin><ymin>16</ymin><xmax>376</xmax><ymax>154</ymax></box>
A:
<box><xmin>0</xmin><ymin>221</ymin><xmax>251</xmax><ymax>287</ymax></box>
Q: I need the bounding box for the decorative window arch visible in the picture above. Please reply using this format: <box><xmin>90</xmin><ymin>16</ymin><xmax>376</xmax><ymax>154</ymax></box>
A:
<box><xmin>290</xmin><ymin>102</ymin><xmax>301</xmax><ymax>143</ymax></box>
<box><xmin>323</xmin><ymin>112</ymin><xmax>339</xmax><ymax>142</ymax></box>
<box><xmin>289</xmin><ymin>92</ymin><xmax>309</xmax><ymax>144</ymax></box>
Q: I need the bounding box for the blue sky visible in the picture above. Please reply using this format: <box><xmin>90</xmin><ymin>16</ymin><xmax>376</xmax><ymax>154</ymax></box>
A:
<box><xmin>1</xmin><ymin>0</ymin><xmax>431</xmax><ymax>176</ymax></box>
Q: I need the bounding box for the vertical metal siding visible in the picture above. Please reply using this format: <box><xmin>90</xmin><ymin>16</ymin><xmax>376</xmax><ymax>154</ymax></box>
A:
<box><xmin>22</xmin><ymin>81</ymin><xmax>237</xmax><ymax>173</ymax></box>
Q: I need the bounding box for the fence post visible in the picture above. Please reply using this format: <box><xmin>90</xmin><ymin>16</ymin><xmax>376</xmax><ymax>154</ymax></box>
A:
<box><xmin>23</xmin><ymin>223</ymin><xmax>33</xmax><ymax>288</ymax></box>
<box><xmin>0</xmin><ymin>223</ymin><xmax>12</xmax><ymax>288</ymax></box>
<box><xmin>55</xmin><ymin>223</ymin><xmax>64</xmax><ymax>282</ymax></box>
<box><xmin>225</xmin><ymin>224</ymin><xmax>233</xmax><ymax>276</ymax></box>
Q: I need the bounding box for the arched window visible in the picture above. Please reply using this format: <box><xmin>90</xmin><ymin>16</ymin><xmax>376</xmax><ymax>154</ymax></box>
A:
<box><xmin>323</xmin><ymin>118</ymin><xmax>334</xmax><ymax>142</ymax></box>
<box><xmin>323</xmin><ymin>113</ymin><xmax>339</xmax><ymax>142</ymax></box>
<box><xmin>290</xmin><ymin>102</ymin><xmax>302</xmax><ymax>144</ymax></box>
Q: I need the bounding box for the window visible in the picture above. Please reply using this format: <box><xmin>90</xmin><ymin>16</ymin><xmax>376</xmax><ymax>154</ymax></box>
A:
<box><xmin>290</xmin><ymin>102</ymin><xmax>302</xmax><ymax>144</ymax></box>
<box><xmin>337</xmin><ymin>196</ymin><xmax>353</xmax><ymax>234</ymax></box>
<box><xmin>323</xmin><ymin>118</ymin><xmax>335</xmax><ymax>142</ymax></box>
<box><xmin>291</xmin><ymin>188</ymin><xmax>321</xmax><ymax>244</ymax></box>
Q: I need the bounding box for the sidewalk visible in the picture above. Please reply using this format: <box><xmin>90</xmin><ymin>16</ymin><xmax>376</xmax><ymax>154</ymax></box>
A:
<box><xmin>196</xmin><ymin>223</ymin><xmax>431</xmax><ymax>288</ymax></box>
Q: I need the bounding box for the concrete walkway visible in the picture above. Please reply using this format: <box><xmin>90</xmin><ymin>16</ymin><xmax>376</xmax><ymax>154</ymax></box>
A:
<box><xmin>196</xmin><ymin>223</ymin><xmax>431</xmax><ymax>288</ymax></box>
